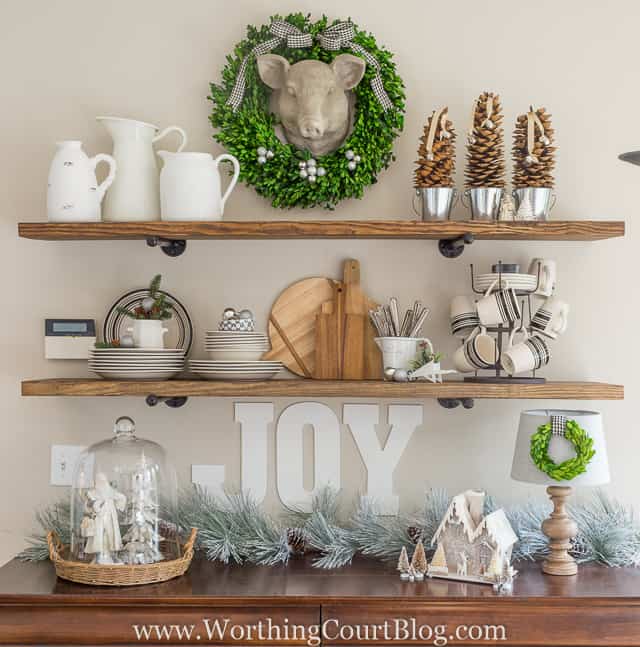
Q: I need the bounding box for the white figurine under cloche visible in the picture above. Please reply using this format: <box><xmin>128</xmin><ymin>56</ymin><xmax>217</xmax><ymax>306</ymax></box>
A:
<box><xmin>70</xmin><ymin>416</ymin><xmax>178</xmax><ymax>565</ymax></box>
<box><xmin>46</xmin><ymin>141</ymin><xmax>116</xmax><ymax>222</ymax></box>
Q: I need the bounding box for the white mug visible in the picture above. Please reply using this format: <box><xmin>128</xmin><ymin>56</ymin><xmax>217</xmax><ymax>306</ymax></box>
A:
<box><xmin>500</xmin><ymin>328</ymin><xmax>551</xmax><ymax>375</ymax></box>
<box><xmin>450</xmin><ymin>296</ymin><xmax>480</xmax><ymax>338</ymax></box>
<box><xmin>127</xmin><ymin>320</ymin><xmax>168</xmax><ymax>349</ymax></box>
<box><xmin>530</xmin><ymin>296</ymin><xmax>569</xmax><ymax>339</ymax></box>
<box><xmin>453</xmin><ymin>327</ymin><xmax>498</xmax><ymax>373</ymax></box>
<box><xmin>476</xmin><ymin>279</ymin><xmax>521</xmax><ymax>326</ymax></box>
<box><xmin>529</xmin><ymin>258</ymin><xmax>557</xmax><ymax>297</ymax></box>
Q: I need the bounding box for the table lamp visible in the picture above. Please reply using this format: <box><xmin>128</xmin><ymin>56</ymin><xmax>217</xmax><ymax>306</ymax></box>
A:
<box><xmin>511</xmin><ymin>409</ymin><xmax>610</xmax><ymax>576</ymax></box>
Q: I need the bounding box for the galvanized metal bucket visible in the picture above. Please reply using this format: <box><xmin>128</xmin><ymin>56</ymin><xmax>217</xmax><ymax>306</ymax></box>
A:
<box><xmin>412</xmin><ymin>187</ymin><xmax>458</xmax><ymax>221</ymax></box>
<box><xmin>462</xmin><ymin>187</ymin><xmax>503</xmax><ymax>221</ymax></box>
<box><xmin>513</xmin><ymin>187</ymin><xmax>556</xmax><ymax>221</ymax></box>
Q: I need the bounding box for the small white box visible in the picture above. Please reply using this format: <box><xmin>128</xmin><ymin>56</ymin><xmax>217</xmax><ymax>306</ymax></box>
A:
<box><xmin>45</xmin><ymin>319</ymin><xmax>96</xmax><ymax>360</ymax></box>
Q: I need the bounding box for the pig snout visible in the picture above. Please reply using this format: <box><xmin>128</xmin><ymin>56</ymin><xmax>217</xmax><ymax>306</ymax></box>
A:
<box><xmin>299</xmin><ymin>118</ymin><xmax>325</xmax><ymax>139</ymax></box>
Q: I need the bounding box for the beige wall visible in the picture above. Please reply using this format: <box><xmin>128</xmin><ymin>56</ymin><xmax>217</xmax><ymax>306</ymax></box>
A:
<box><xmin>1</xmin><ymin>0</ymin><xmax>637</xmax><ymax>555</ymax></box>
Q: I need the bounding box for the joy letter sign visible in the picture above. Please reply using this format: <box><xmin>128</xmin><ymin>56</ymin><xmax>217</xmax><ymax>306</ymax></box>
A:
<box><xmin>192</xmin><ymin>402</ymin><xmax>423</xmax><ymax>515</ymax></box>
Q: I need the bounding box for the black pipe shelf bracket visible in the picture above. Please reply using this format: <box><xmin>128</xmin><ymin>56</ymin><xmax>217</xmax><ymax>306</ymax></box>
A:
<box><xmin>146</xmin><ymin>394</ymin><xmax>189</xmax><ymax>408</ymax></box>
<box><xmin>146</xmin><ymin>237</ymin><xmax>187</xmax><ymax>257</ymax></box>
<box><xmin>438</xmin><ymin>232</ymin><xmax>474</xmax><ymax>258</ymax></box>
<box><xmin>437</xmin><ymin>397</ymin><xmax>475</xmax><ymax>410</ymax></box>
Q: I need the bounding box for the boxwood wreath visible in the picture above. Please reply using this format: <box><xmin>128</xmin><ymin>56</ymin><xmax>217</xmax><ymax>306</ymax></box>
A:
<box><xmin>530</xmin><ymin>419</ymin><xmax>596</xmax><ymax>481</ymax></box>
<box><xmin>209</xmin><ymin>14</ymin><xmax>405</xmax><ymax>209</ymax></box>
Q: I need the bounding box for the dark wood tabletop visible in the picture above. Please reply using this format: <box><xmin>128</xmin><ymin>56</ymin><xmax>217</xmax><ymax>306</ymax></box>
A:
<box><xmin>0</xmin><ymin>556</ymin><xmax>639</xmax><ymax>645</ymax></box>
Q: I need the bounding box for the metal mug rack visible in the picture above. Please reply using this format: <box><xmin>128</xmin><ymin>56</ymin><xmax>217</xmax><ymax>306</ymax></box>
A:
<box><xmin>464</xmin><ymin>260</ymin><xmax>546</xmax><ymax>384</ymax></box>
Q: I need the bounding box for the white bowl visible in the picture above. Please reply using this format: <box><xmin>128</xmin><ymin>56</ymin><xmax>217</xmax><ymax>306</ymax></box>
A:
<box><xmin>207</xmin><ymin>349</ymin><xmax>265</xmax><ymax>361</ymax></box>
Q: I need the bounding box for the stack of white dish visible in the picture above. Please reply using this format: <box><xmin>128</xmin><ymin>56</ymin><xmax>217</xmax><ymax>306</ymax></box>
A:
<box><xmin>205</xmin><ymin>331</ymin><xmax>270</xmax><ymax>360</ymax></box>
<box><xmin>89</xmin><ymin>348</ymin><xmax>185</xmax><ymax>380</ymax></box>
<box><xmin>190</xmin><ymin>330</ymin><xmax>282</xmax><ymax>381</ymax></box>
<box><xmin>475</xmin><ymin>273</ymin><xmax>537</xmax><ymax>292</ymax></box>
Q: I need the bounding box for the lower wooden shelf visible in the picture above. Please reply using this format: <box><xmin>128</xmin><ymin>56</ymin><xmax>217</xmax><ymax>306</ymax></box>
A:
<box><xmin>1</xmin><ymin>557</ymin><xmax>640</xmax><ymax>646</ymax></box>
<box><xmin>21</xmin><ymin>378</ymin><xmax>624</xmax><ymax>400</ymax></box>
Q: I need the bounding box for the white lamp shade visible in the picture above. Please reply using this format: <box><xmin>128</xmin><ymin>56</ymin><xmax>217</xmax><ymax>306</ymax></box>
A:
<box><xmin>511</xmin><ymin>409</ymin><xmax>610</xmax><ymax>486</ymax></box>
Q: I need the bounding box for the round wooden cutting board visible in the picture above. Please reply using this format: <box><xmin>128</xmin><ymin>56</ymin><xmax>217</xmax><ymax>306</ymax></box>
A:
<box><xmin>263</xmin><ymin>277</ymin><xmax>336</xmax><ymax>377</ymax></box>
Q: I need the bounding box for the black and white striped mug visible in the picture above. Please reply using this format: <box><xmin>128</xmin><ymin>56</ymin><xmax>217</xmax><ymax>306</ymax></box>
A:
<box><xmin>453</xmin><ymin>326</ymin><xmax>498</xmax><ymax>372</ymax></box>
<box><xmin>530</xmin><ymin>296</ymin><xmax>569</xmax><ymax>339</ymax></box>
<box><xmin>500</xmin><ymin>328</ymin><xmax>551</xmax><ymax>375</ymax></box>
<box><xmin>476</xmin><ymin>279</ymin><xmax>521</xmax><ymax>326</ymax></box>
<box><xmin>450</xmin><ymin>296</ymin><xmax>480</xmax><ymax>338</ymax></box>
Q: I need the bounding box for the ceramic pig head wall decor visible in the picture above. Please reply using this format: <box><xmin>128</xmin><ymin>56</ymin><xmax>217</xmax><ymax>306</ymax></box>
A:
<box><xmin>257</xmin><ymin>53</ymin><xmax>366</xmax><ymax>156</ymax></box>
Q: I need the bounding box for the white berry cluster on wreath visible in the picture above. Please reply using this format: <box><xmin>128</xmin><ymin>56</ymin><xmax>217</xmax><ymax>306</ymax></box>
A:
<box><xmin>256</xmin><ymin>146</ymin><xmax>274</xmax><ymax>164</ymax></box>
<box><xmin>345</xmin><ymin>149</ymin><xmax>362</xmax><ymax>171</ymax></box>
<box><xmin>298</xmin><ymin>158</ymin><xmax>326</xmax><ymax>183</ymax></box>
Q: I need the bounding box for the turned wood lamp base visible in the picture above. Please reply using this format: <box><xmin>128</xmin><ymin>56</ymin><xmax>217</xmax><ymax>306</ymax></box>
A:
<box><xmin>542</xmin><ymin>485</ymin><xmax>578</xmax><ymax>576</ymax></box>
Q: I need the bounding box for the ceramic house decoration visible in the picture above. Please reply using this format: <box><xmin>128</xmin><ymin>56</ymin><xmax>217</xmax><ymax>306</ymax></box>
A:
<box><xmin>427</xmin><ymin>490</ymin><xmax>518</xmax><ymax>585</ymax></box>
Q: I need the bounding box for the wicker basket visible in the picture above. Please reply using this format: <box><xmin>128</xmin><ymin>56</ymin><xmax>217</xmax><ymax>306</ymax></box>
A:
<box><xmin>47</xmin><ymin>528</ymin><xmax>197</xmax><ymax>586</ymax></box>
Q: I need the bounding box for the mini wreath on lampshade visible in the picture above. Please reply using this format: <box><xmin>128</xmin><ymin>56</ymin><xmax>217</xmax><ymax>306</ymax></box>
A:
<box><xmin>530</xmin><ymin>417</ymin><xmax>596</xmax><ymax>481</ymax></box>
<box><xmin>209</xmin><ymin>14</ymin><xmax>405</xmax><ymax>209</ymax></box>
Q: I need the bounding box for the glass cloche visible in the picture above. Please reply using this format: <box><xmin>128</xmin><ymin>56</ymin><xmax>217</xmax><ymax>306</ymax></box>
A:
<box><xmin>70</xmin><ymin>416</ymin><xmax>178</xmax><ymax>565</ymax></box>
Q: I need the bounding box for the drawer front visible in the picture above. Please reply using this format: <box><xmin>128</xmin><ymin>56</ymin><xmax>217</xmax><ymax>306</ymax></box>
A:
<box><xmin>0</xmin><ymin>605</ymin><xmax>320</xmax><ymax>645</ymax></box>
<box><xmin>322</xmin><ymin>601</ymin><xmax>640</xmax><ymax>646</ymax></box>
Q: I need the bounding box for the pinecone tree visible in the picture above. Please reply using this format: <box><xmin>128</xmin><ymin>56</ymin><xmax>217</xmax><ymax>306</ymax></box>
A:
<box><xmin>414</xmin><ymin>107</ymin><xmax>456</xmax><ymax>188</ymax></box>
<box><xmin>465</xmin><ymin>92</ymin><xmax>506</xmax><ymax>189</ymax></box>
<box><xmin>410</xmin><ymin>540</ymin><xmax>428</xmax><ymax>575</ymax></box>
<box><xmin>512</xmin><ymin>107</ymin><xmax>556</xmax><ymax>188</ymax></box>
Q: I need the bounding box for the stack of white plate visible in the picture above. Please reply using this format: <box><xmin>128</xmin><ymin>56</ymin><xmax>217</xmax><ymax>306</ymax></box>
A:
<box><xmin>475</xmin><ymin>273</ymin><xmax>537</xmax><ymax>292</ymax></box>
<box><xmin>205</xmin><ymin>331</ymin><xmax>270</xmax><ymax>361</ymax></box>
<box><xmin>189</xmin><ymin>359</ymin><xmax>282</xmax><ymax>381</ymax></box>
<box><xmin>89</xmin><ymin>348</ymin><xmax>186</xmax><ymax>380</ymax></box>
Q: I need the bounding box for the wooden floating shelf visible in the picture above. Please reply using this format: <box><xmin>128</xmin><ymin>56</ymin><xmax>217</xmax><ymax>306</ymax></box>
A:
<box><xmin>18</xmin><ymin>220</ymin><xmax>625</xmax><ymax>241</ymax></box>
<box><xmin>21</xmin><ymin>378</ymin><xmax>624</xmax><ymax>400</ymax></box>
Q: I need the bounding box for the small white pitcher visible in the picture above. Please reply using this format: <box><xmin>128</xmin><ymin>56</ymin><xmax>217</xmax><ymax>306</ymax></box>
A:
<box><xmin>374</xmin><ymin>337</ymin><xmax>433</xmax><ymax>372</ymax></box>
<box><xmin>127</xmin><ymin>320</ymin><xmax>168</xmax><ymax>349</ymax></box>
<box><xmin>158</xmin><ymin>151</ymin><xmax>240</xmax><ymax>221</ymax></box>
<box><xmin>47</xmin><ymin>141</ymin><xmax>116</xmax><ymax>222</ymax></box>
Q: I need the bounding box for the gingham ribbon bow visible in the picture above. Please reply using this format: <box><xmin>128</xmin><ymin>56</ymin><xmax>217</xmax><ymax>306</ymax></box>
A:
<box><xmin>551</xmin><ymin>415</ymin><xmax>567</xmax><ymax>436</ymax></box>
<box><xmin>226</xmin><ymin>20</ymin><xmax>393</xmax><ymax>112</ymax></box>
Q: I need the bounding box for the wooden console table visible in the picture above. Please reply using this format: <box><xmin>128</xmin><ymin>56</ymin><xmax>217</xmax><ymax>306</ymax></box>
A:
<box><xmin>0</xmin><ymin>556</ymin><xmax>639</xmax><ymax>646</ymax></box>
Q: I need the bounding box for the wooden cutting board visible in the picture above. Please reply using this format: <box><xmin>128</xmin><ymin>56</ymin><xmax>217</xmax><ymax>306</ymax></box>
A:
<box><xmin>263</xmin><ymin>277</ymin><xmax>336</xmax><ymax>377</ymax></box>
<box><xmin>264</xmin><ymin>260</ymin><xmax>381</xmax><ymax>379</ymax></box>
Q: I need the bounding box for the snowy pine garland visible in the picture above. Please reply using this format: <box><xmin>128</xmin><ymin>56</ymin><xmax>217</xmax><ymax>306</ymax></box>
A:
<box><xmin>20</xmin><ymin>488</ymin><xmax>640</xmax><ymax>569</ymax></box>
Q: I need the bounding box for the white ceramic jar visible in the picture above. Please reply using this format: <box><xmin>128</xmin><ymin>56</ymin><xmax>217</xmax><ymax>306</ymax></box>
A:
<box><xmin>158</xmin><ymin>152</ymin><xmax>240</xmax><ymax>221</ymax></box>
<box><xmin>126</xmin><ymin>320</ymin><xmax>168</xmax><ymax>349</ymax></box>
<box><xmin>47</xmin><ymin>141</ymin><xmax>116</xmax><ymax>222</ymax></box>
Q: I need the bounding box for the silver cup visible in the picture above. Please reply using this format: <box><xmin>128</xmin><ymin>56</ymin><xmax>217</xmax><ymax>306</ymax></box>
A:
<box><xmin>462</xmin><ymin>187</ymin><xmax>503</xmax><ymax>221</ymax></box>
<box><xmin>412</xmin><ymin>187</ymin><xmax>458</xmax><ymax>221</ymax></box>
<box><xmin>513</xmin><ymin>187</ymin><xmax>556</xmax><ymax>221</ymax></box>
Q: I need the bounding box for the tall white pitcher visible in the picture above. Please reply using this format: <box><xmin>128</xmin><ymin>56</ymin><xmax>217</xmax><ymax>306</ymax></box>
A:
<box><xmin>97</xmin><ymin>117</ymin><xmax>187</xmax><ymax>222</ymax></box>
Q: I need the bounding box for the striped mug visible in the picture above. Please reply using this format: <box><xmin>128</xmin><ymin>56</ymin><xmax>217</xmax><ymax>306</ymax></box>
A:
<box><xmin>530</xmin><ymin>296</ymin><xmax>569</xmax><ymax>339</ymax></box>
<box><xmin>476</xmin><ymin>278</ymin><xmax>521</xmax><ymax>326</ymax></box>
<box><xmin>500</xmin><ymin>328</ymin><xmax>551</xmax><ymax>375</ymax></box>
<box><xmin>453</xmin><ymin>326</ymin><xmax>498</xmax><ymax>373</ymax></box>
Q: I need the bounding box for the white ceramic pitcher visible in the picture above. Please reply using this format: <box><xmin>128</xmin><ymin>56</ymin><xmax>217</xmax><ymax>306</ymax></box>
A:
<box><xmin>47</xmin><ymin>141</ymin><xmax>116</xmax><ymax>222</ymax></box>
<box><xmin>158</xmin><ymin>151</ymin><xmax>240</xmax><ymax>221</ymax></box>
<box><xmin>97</xmin><ymin>117</ymin><xmax>187</xmax><ymax>222</ymax></box>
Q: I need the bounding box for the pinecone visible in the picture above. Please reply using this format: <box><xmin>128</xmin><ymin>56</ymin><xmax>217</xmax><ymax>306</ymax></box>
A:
<box><xmin>407</xmin><ymin>526</ymin><xmax>423</xmax><ymax>544</ymax></box>
<box><xmin>512</xmin><ymin>107</ymin><xmax>556</xmax><ymax>188</ymax></box>
<box><xmin>465</xmin><ymin>92</ymin><xmax>506</xmax><ymax>189</ymax></box>
<box><xmin>414</xmin><ymin>108</ymin><xmax>456</xmax><ymax>188</ymax></box>
<box><xmin>287</xmin><ymin>527</ymin><xmax>307</xmax><ymax>554</ymax></box>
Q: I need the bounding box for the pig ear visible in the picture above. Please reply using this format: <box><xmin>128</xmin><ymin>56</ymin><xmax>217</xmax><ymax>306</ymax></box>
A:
<box><xmin>256</xmin><ymin>54</ymin><xmax>290</xmax><ymax>89</ymax></box>
<box><xmin>331</xmin><ymin>54</ymin><xmax>366</xmax><ymax>90</ymax></box>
